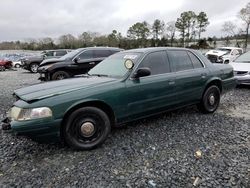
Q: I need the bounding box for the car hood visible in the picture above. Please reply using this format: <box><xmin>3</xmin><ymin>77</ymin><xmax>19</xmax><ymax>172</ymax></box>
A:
<box><xmin>14</xmin><ymin>76</ymin><xmax>117</xmax><ymax>102</ymax></box>
<box><xmin>206</xmin><ymin>50</ymin><xmax>228</xmax><ymax>57</ymax></box>
<box><xmin>230</xmin><ymin>62</ymin><xmax>250</xmax><ymax>71</ymax></box>
<box><xmin>40</xmin><ymin>58</ymin><xmax>65</xmax><ymax>66</ymax></box>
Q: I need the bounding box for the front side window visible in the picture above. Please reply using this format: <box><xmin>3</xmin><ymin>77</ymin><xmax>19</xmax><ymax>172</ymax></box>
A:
<box><xmin>78</xmin><ymin>50</ymin><xmax>94</xmax><ymax>59</ymax></box>
<box><xmin>188</xmin><ymin>52</ymin><xmax>204</xmax><ymax>69</ymax></box>
<box><xmin>168</xmin><ymin>50</ymin><xmax>193</xmax><ymax>72</ymax></box>
<box><xmin>137</xmin><ymin>51</ymin><xmax>170</xmax><ymax>75</ymax></box>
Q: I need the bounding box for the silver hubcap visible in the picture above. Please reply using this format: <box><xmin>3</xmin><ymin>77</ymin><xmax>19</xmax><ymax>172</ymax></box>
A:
<box><xmin>209</xmin><ymin>95</ymin><xmax>215</xmax><ymax>105</ymax></box>
<box><xmin>31</xmin><ymin>65</ymin><xmax>38</xmax><ymax>72</ymax></box>
<box><xmin>80</xmin><ymin>122</ymin><xmax>95</xmax><ymax>137</ymax></box>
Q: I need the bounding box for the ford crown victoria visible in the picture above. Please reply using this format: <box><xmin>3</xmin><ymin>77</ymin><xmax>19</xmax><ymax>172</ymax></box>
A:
<box><xmin>2</xmin><ymin>47</ymin><xmax>236</xmax><ymax>150</ymax></box>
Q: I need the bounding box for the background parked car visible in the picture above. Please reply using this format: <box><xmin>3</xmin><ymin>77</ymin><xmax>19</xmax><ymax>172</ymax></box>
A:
<box><xmin>37</xmin><ymin>47</ymin><xmax>123</xmax><ymax>81</ymax></box>
<box><xmin>12</xmin><ymin>60</ymin><xmax>22</xmax><ymax>68</ymax></box>
<box><xmin>230</xmin><ymin>51</ymin><xmax>250</xmax><ymax>85</ymax></box>
<box><xmin>21</xmin><ymin>49</ymin><xmax>71</xmax><ymax>73</ymax></box>
<box><xmin>0</xmin><ymin>59</ymin><xmax>13</xmax><ymax>71</ymax></box>
<box><xmin>205</xmin><ymin>47</ymin><xmax>243</xmax><ymax>64</ymax></box>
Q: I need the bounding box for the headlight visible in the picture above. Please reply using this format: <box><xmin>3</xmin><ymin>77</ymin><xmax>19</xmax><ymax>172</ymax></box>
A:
<box><xmin>10</xmin><ymin>106</ymin><xmax>52</xmax><ymax>121</ymax></box>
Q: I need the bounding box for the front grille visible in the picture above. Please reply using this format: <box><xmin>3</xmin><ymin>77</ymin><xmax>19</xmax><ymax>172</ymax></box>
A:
<box><xmin>234</xmin><ymin>71</ymin><xmax>248</xmax><ymax>76</ymax></box>
<box><xmin>207</xmin><ymin>55</ymin><xmax>218</xmax><ymax>63</ymax></box>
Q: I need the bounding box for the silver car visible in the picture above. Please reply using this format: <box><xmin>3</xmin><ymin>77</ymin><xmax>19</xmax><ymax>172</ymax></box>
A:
<box><xmin>231</xmin><ymin>51</ymin><xmax>250</xmax><ymax>85</ymax></box>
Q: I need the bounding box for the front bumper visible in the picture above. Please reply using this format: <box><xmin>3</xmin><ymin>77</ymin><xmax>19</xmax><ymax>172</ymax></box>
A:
<box><xmin>38</xmin><ymin>67</ymin><xmax>50</xmax><ymax>81</ymax></box>
<box><xmin>1</xmin><ymin>117</ymin><xmax>62</xmax><ymax>142</ymax></box>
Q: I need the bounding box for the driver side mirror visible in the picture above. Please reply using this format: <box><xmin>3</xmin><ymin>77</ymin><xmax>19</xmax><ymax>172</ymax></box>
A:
<box><xmin>133</xmin><ymin>67</ymin><xmax>151</xmax><ymax>79</ymax></box>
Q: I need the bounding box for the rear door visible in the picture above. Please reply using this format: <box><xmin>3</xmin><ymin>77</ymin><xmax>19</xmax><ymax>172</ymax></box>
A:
<box><xmin>167</xmin><ymin>50</ymin><xmax>209</xmax><ymax>105</ymax></box>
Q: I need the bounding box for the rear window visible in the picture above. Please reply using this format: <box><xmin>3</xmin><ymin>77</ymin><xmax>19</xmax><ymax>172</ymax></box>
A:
<box><xmin>188</xmin><ymin>52</ymin><xmax>204</xmax><ymax>69</ymax></box>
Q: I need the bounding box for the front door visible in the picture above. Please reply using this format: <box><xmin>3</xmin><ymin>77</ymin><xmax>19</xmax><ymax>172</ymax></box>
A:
<box><xmin>125</xmin><ymin>51</ymin><xmax>177</xmax><ymax>119</ymax></box>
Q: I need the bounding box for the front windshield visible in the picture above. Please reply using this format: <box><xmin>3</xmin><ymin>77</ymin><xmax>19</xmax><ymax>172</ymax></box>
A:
<box><xmin>216</xmin><ymin>48</ymin><xmax>231</xmax><ymax>55</ymax></box>
<box><xmin>234</xmin><ymin>51</ymin><xmax>250</xmax><ymax>63</ymax></box>
<box><xmin>89</xmin><ymin>52</ymin><xmax>142</xmax><ymax>78</ymax></box>
<box><xmin>59</xmin><ymin>49</ymin><xmax>81</xmax><ymax>60</ymax></box>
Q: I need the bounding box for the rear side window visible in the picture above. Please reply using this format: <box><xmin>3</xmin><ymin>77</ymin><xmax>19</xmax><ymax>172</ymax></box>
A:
<box><xmin>55</xmin><ymin>51</ymin><xmax>67</xmax><ymax>56</ymax></box>
<box><xmin>188</xmin><ymin>52</ymin><xmax>204</xmax><ymax>69</ymax></box>
<box><xmin>94</xmin><ymin>50</ymin><xmax>111</xmax><ymax>58</ymax></box>
<box><xmin>168</xmin><ymin>50</ymin><xmax>193</xmax><ymax>72</ymax></box>
<box><xmin>138</xmin><ymin>51</ymin><xmax>170</xmax><ymax>75</ymax></box>
<box><xmin>78</xmin><ymin>50</ymin><xmax>94</xmax><ymax>59</ymax></box>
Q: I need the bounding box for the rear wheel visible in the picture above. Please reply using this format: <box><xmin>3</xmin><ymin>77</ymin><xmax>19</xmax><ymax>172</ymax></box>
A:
<box><xmin>30</xmin><ymin>63</ymin><xmax>39</xmax><ymax>73</ymax></box>
<box><xmin>52</xmin><ymin>71</ymin><xmax>70</xmax><ymax>80</ymax></box>
<box><xmin>197</xmin><ymin>85</ymin><xmax>220</xmax><ymax>114</ymax></box>
<box><xmin>63</xmin><ymin>107</ymin><xmax>111</xmax><ymax>150</ymax></box>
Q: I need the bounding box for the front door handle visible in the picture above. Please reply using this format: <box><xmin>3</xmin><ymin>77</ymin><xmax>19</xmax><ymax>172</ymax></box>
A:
<box><xmin>89</xmin><ymin>62</ymin><xmax>95</xmax><ymax>65</ymax></box>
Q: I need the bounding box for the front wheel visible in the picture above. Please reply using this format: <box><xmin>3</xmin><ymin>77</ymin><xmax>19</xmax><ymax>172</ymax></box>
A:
<box><xmin>0</xmin><ymin>66</ymin><xmax>5</xmax><ymax>71</ymax></box>
<box><xmin>30</xmin><ymin>63</ymin><xmax>39</xmax><ymax>73</ymax></box>
<box><xmin>63</xmin><ymin>107</ymin><xmax>111</xmax><ymax>150</ymax></box>
<box><xmin>51</xmin><ymin>71</ymin><xmax>70</xmax><ymax>80</ymax></box>
<box><xmin>197</xmin><ymin>85</ymin><xmax>220</xmax><ymax>114</ymax></box>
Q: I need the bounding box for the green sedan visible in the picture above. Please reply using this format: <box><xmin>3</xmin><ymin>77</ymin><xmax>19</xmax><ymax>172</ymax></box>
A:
<box><xmin>3</xmin><ymin>47</ymin><xmax>236</xmax><ymax>150</ymax></box>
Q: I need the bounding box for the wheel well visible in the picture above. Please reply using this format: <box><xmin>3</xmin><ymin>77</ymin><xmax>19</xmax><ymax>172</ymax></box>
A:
<box><xmin>50</xmin><ymin>69</ymin><xmax>72</xmax><ymax>77</ymax></box>
<box><xmin>205</xmin><ymin>80</ymin><xmax>222</xmax><ymax>93</ymax></box>
<box><xmin>60</xmin><ymin>101</ymin><xmax>116</xmax><ymax>138</ymax></box>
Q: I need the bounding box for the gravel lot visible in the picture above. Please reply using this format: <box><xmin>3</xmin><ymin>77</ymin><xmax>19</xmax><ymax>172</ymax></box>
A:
<box><xmin>0</xmin><ymin>69</ymin><xmax>249</xmax><ymax>187</ymax></box>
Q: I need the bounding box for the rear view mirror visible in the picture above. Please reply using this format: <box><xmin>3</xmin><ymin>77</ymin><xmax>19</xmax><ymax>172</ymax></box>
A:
<box><xmin>133</xmin><ymin>67</ymin><xmax>151</xmax><ymax>78</ymax></box>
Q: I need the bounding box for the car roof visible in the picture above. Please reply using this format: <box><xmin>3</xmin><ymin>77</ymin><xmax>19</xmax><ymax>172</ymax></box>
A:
<box><xmin>76</xmin><ymin>47</ymin><xmax>123</xmax><ymax>51</ymax></box>
<box><xmin>123</xmin><ymin>47</ymin><xmax>194</xmax><ymax>53</ymax></box>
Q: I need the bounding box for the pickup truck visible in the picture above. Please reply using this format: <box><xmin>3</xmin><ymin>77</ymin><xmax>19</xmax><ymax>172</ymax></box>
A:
<box><xmin>205</xmin><ymin>47</ymin><xmax>243</xmax><ymax>64</ymax></box>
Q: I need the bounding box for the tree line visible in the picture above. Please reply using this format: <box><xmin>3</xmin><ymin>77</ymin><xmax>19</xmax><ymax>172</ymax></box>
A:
<box><xmin>0</xmin><ymin>3</ymin><xmax>249</xmax><ymax>51</ymax></box>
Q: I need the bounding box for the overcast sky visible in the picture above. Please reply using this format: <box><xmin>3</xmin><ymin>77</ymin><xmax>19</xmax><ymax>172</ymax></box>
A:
<box><xmin>0</xmin><ymin>0</ymin><xmax>249</xmax><ymax>41</ymax></box>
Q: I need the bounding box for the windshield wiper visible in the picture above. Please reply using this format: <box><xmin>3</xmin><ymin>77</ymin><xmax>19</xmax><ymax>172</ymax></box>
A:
<box><xmin>90</xmin><ymin>74</ymin><xmax>109</xmax><ymax>77</ymax></box>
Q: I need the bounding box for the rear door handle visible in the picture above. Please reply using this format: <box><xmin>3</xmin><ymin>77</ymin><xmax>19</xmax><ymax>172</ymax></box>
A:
<box><xmin>89</xmin><ymin>62</ymin><xmax>95</xmax><ymax>65</ymax></box>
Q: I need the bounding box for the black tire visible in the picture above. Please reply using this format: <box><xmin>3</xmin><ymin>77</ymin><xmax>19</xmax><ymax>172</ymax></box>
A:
<box><xmin>198</xmin><ymin>85</ymin><xmax>220</xmax><ymax>114</ymax></box>
<box><xmin>15</xmin><ymin>64</ymin><xmax>21</xmax><ymax>68</ymax></box>
<box><xmin>0</xmin><ymin>66</ymin><xmax>5</xmax><ymax>71</ymax></box>
<box><xmin>52</xmin><ymin>71</ymin><xmax>70</xmax><ymax>80</ymax></box>
<box><xmin>63</xmin><ymin>107</ymin><xmax>111</xmax><ymax>150</ymax></box>
<box><xmin>30</xmin><ymin>63</ymin><xmax>39</xmax><ymax>73</ymax></box>
<box><xmin>224</xmin><ymin>60</ymin><xmax>229</xmax><ymax>64</ymax></box>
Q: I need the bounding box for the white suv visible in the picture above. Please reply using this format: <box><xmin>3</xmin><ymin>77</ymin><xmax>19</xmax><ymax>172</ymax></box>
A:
<box><xmin>205</xmin><ymin>47</ymin><xmax>243</xmax><ymax>64</ymax></box>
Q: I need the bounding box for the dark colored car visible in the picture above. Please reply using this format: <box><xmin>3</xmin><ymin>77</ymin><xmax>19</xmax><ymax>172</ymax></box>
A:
<box><xmin>21</xmin><ymin>49</ymin><xmax>71</xmax><ymax>73</ymax></box>
<box><xmin>0</xmin><ymin>60</ymin><xmax>13</xmax><ymax>71</ymax></box>
<box><xmin>3</xmin><ymin>47</ymin><xmax>236</xmax><ymax>150</ymax></box>
<box><xmin>37</xmin><ymin>47</ymin><xmax>123</xmax><ymax>81</ymax></box>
